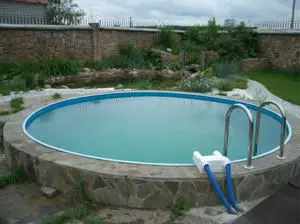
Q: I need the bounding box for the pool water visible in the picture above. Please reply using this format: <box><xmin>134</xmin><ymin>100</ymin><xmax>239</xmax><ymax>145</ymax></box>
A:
<box><xmin>25</xmin><ymin>95</ymin><xmax>287</xmax><ymax>165</ymax></box>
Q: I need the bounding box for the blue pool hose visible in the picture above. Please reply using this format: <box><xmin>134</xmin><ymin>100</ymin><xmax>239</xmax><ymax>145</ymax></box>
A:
<box><xmin>225</xmin><ymin>164</ymin><xmax>245</xmax><ymax>213</ymax></box>
<box><xmin>204</xmin><ymin>164</ymin><xmax>237</xmax><ymax>215</ymax></box>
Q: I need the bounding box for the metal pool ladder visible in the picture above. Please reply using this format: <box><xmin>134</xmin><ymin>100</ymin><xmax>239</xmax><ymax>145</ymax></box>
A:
<box><xmin>254</xmin><ymin>101</ymin><xmax>287</xmax><ymax>160</ymax></box>
<box><xmin>223</xmin><ymin>101</ymin><xmax>287</xmax><ymax>169</ymax></box>
<box><xmin>223</xmin><ymin>104</ymin><xmax>254</xmax><ymax>169</ymax></box>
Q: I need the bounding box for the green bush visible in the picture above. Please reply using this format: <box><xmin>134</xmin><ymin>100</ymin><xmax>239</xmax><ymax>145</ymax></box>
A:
<box><xmin>215</xmin><ymin>22</ymin><xmax>258</xmax><ymax>59</ymax></box>
<box><xmin>141</xmin><ymin>49</ymin><xmax>164</xmax><ymax>69</ymax></box>
<box><xmin>86</xmin><ymin>45</ymin><xmax>164</xmax><ymax>71</ymax></box>
<box><xmin>215</xmin><ymin>35</ymin><xmax>247</xmax><ymax>60</ymax></box>
<box><xmin>184</xmin><ymin>26</ymin><xmax>201</xmax><ymax>45</ymax></box>
<box><xmin>218</xmin><ymin>79</ymin><xmax>234</xmax><ymax>91</ymax></box>
<box><xmin>235</xmin><ymin>81</ymin><xmax>248</xmax><ymax>89</ymax></box>
<box><xmin>168</xmin><ymin>200</ymin><xmax>190</xmax><ymax>218</ymax></box>
<box><xmin>159</xmin><ymin>26</ymin><xmax>179</xmax><ymax>54</ymax></box>
<box><xmin>119</xmin><ymin>42</ymin><xmax>136</xmax><ymax>56</ymax></box>
<box><xmin>128</xmin><ymin>78</ymin><xmax>152</xmax><ymax>90</ymax></box>
<box><xmin>0</xmin><ymin>166</ymin><xmax>27</xmax><ymax>187</ymax></box>
<box><xmin>202</xmin><ymin>68</ymin><xmax>214</xmax><ymax>78</ymax></box>
<box><xmin>52</xmin><ymin>93</ymin><xmax>62</xmax><ymax>100</ymax></box>
<box><xmin>213</xmin><ymin>61</ymin><xmax>239</xmax><ymax>78</ymax></box>
<box><xmin>168</xmin><ymin>61</ymin><xmax>182</xmax><ymax>71</ymax></box>
<box><xmin>178</xmin><ymin>75</ymin><xmax>219</xmax><ymax>93</ymax></box>
<box><xmin>200</xmin><ymin>18</ymin><xmax>219</xmax><ymax>50</ymax></box>
<box><xmin>10</xmin><ymin>97</ymin><xmax>24</xmax><ymax>112</ymax></box>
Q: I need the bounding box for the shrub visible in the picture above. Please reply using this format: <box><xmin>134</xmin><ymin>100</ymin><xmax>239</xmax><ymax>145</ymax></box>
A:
<box><xmin>213</xmin><ymin>61</ymin><xmax>239</xmax><ymax>78</ymax></box>
<box><xmin>218</xmin><ymin>79</ymin><xmax>234</xmax><ymax>91</ymax></box>
<box><xmin>10</xmin><ymin>97</ymin><xmax>24</xmax><ymax>113</ymax></box>
<box><xmin>128</xmin><ymin>78</ymin><xmax>152</xmax><ymax>90</ymax></box>
<box><xmin>168</xmin><ymin>61</ymin><xmax>182</xmax><ymax>71</ymax></box>
<box><xmin>52</xmin><ymin>93</ymin><xmax>62</xmax><ymax>100</ymax></box>
<box><xmin>159</xmin><ymin>26</ymin><xmax>180</xmax><ymax>54</ymax></box>
<box><xmin>119</xmin><ymin>42</ymin><xmax>136</xmax><ymax>56</ymax></box>
<box><xmin>215</xmin><ymin>22</ymin><xmax>259</xmax><ymax>59</ymax></box>
<box><xmin>0</xmin><ymin>166</ymin><xmax>27</xmax><ymax>187</ymax></box>
<box><xmin>184</xmin><ymin>26</ymin><xmax>201</xmax><ymax>45</ymax></box>
<box><xmin>86</xmin><ymin>46</ymin><xmax>164</xmax><ymax>71</ymax></box>
<box><xmin>141</xmin><ymin>49</ymin><xmax>164</xmax><ymax>69</ymax></box>
<box><xmin>227</xmin><ymin>74</ymin><xmax>248</xmax><ymax>83</ymax></box>
<box><xmin>178</xmin><ymin>75</ymin><xmax>219</xmax><ymax>93</ymax></box>
<box><xmin>202</xmin><ymin>68</ymin><xmax>214</xmax><ymax>78</ymax></box>
<box><xmin>215</xmin><ymin>35</ymin><xmax>247</xmax><ymax>60</ymax></box>
<box><xmin>168</xmin><ymin>200</ymin><xmax>190</xmax><ymax>218</ymax></box>
<box><xmin>200</xmin><ymin>18</ymin><xmax>219</xmax><ymax>50</ymax></box>
<box><xmin>235</xmin><ymin>81</ymin><xmax>248</xmax><ymax>89</ymax></box>
<box><xmin>42</xmin><ymin>59</ymin><xmax>82</xmax><ymax>77</ymax></box>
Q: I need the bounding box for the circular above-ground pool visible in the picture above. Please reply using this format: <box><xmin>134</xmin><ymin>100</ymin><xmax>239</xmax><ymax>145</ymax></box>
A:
<box><xmin>23</xmin><ymin>91</ymin><xmax>292</xmax><ymax>165</ymax></box>
<box><xmin>4</xmin><ymin>91</ymin><xmax>300</xmax><ymax>209</ymax></box>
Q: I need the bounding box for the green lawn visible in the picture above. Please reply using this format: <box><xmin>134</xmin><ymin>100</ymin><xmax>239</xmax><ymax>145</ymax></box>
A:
<box><xmin>246</xmin><ymin>70</ymin><xmax>300</xmax><ymax>105</ymax></box>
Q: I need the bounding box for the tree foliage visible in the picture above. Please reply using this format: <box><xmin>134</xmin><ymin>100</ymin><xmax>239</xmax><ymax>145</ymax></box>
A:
<box><xmin>215</xmin><ymin>21</ymin><xmax>258</xmax><ymax>59</ymax></box>
<box><xmin>158</xmin><ymin>26</ymin><xmax>180</xmax><ymax>53</ymax></box>
<box><xmin>200</xmin><ymin>17</ymin><xmax>219</xmax><ymax>50</ymax></box>
<box><xmin>47</xmin><ymin>0</ymin><xmax>85</xmax><ymax>25</ymax></box>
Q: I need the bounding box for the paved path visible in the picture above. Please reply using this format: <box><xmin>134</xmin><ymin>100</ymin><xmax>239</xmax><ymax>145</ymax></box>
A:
<box><xmin>247</xmin><ymin>80</ymin><xmax>300</xmax><ymax>118</ymax></box>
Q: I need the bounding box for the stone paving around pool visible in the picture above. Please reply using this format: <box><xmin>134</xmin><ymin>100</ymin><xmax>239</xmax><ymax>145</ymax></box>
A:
<box><xmin>0</xmin><ymin>152</ymin><xmax>266</xmax><ymax>224</ymax></box>
<box><xmin>0</xmin><ymin>82</ymin><xmax>299</xmax><ymax>224</ymax></box>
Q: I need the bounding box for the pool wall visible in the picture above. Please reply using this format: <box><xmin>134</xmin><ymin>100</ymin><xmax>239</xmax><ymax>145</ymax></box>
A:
<box><xmin>4</xmin><ymin>91</ymin><xmax>300</xmax><ymax>208</ymax></box>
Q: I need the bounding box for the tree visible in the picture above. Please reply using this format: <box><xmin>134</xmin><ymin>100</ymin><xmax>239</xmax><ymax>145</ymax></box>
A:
<box><xmin>47</xmin><ymin>0</ymin><xmax>85</xmax><ymax>25</ymax></box>
<box><xmin>224</xmin><ymin>19</ymin><xmax>237</xmax><ymax>28</ymax></box>
<box><xmin>184</xmin><ymin>26</ymin><xmax>201</xmax><ymax>45</ymax></box>
<box><xmin>200</xmin><ymin>17</ymin><xmax>219</xmax><ymax>50</ymax></box>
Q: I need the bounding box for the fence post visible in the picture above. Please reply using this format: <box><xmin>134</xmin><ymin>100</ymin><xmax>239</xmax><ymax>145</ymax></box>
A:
<box><xmin>180</xmin><ymin>48</ymin><xmax>185</xmax><ymax>66</ymax></box>
<box><xmin>201</xmin><ymin>44</ymin><xmax>206</xmax><ymax>69</ymax></box>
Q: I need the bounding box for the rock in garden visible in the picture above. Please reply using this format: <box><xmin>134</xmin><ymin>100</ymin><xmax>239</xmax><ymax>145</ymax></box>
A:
<box><xmin>166</xmin><ymin>48</ymin><xmax>172</xmax><ymax>53</ymax></box>
<box><xmin>61</xmin><ymin>85</ymin><xmax>69</xmax><ymax>89</ymax></box>
<box><xmin>40</xmin><ymin>186</ymin><xmax>58</xmax><ymax>198</ymax></box>
<box><xmin>44</xmin><ymin>84</ymin><xmax>51</xmax><ymax>89</ymax></box>
<box><xmin>83</xmin><ymin>67</ymin><xmax>91</xmax><ymax>73</ymax></box>
<box><xmin>116</xmin><ymin>84</ymin><xmax>124</xmax><ymax>89</ymax></box>
<box><xmin>204</xmin><ymin>207</ymin><xmax>223</xmax><ymax>216</ymax></box>
<box><xmin>129</xmin><ymin>70</ymin><xmax>139</xmax><ymax>76</ymax></box>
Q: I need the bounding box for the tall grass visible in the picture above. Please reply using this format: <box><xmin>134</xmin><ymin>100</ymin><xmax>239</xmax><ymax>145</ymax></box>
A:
<box><xmin>85</xmin><ymin>44</ymin><xmax>164</xmax><ymax>71</ymax></box>
<box><xmin>0</xmin><ymin>59</ymin><xmax>82</xmax><ymax>94</ymax></box>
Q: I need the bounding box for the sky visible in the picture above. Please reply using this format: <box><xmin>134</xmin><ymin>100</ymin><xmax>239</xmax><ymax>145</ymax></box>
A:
<box><xmin>76</xmin><ymin>0</ymin><xmax>300</xmax><ymax>26</ymax></box>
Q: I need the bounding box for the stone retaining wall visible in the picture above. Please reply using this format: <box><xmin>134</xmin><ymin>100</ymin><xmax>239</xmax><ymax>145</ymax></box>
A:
<box><xmin>0</xmin><ymin>25</ymin><xmax>183</xmax><ymax>62</ymax></box>
<box><xmin>1</xmin><ymin>25</ymin><xmax>300</xmax><ymax>68</ymax></box>
<box><xmin>239</xmin><ymin>58</ymin><xmax>271</xmax><ymax>72</ymax></box>
<box><xmin>257</xmin><ymin>30</ymin><xmax>300</xmax><ymax>68</ymax></box>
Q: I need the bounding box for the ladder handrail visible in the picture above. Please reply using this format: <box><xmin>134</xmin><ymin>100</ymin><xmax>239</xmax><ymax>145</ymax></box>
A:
<box><xmin>254</xmin><ymin>101</ymin><xmax>286</xmax><ymax>159</ymax></box>
<box><xmin>223</xmin><ymin>104</ymin><xmax>254</xmax><ymax>169</ymax></box>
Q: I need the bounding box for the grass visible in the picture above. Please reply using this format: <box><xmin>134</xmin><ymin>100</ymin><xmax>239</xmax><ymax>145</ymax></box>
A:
<box><xmin>247</xmin><ymin>70</ymin><xmax>300</xmax><ymax>105</ymax></box>
<box><xmin>0</xmin><ymin>166</ymin><xmax>27</xmax><ymax>187</ymax></box>
<box><xmin>52</xmin><ymin>93</ymin><xmax>62</xmax><ymax>100</ymax></box>
<box><xmin>168</xmin><ymin>199</ymin><xmax>190</xmax><ymax>219</ymax></box>
<box><xmin>42</xmin><ymin>182</ymin><xmax>102</xmax><ymax>224</ymax></box>
<box><xmin>0</xmin><ymin>59</ymin><xmax>82</xmax><ymax>95</ymax></box>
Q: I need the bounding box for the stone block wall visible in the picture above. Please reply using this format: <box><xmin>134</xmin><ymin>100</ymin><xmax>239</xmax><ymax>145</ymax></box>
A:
<box><xmin>0</xmin><ymin>25</ymin><xmax>183</xmax><ymax>62</ymax></box>
<box><xmin>258</xmin><ymin>31</ymin><xmax>300</xmax><ymax>68</ymax></box>
<box><xmin>239</xmin><ymin>58</ymin><xmax>271</xmax><ymax>72</ymax></box>
<box><xmin>1</xmin><ymin>25</ymin><xmax>300</xmax><ymax>69</ymax></box>
<box><xmin>0</xmin><ymin>27</ymin><xmax>94</xmax><ymax>61</ymax></box>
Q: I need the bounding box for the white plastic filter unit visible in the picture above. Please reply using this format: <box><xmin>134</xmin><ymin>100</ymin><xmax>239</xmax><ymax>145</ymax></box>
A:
<box><xmin>193</xmin><ymin>151</ymin><xmax>230</xmax><ymax>173</ymax></box>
